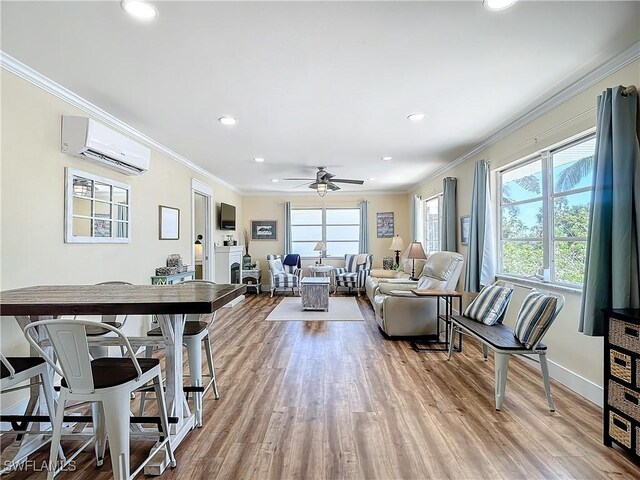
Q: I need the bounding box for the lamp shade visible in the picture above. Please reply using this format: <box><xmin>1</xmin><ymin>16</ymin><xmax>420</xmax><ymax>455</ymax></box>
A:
<box><xmin>406</xmin><ymin>241</ymin><xmax>427</xmax><ymax>260</ymax></box>
<box><xmin>314</xmin><ymin>242</ymin><xmax>326</xmax><ymax>251</ymax></box>
<box><xmin>389</xmin><ymin>235</ymin><xmax>404</xmax><ymax>251</ymax></box>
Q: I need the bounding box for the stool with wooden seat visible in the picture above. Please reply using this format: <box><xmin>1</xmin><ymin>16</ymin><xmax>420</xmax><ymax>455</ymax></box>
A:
<box><xmin>0</xmin><ymin>353</ymin><xmax>64</xmax><ymax>475</ymax></box>
<box><xmin>24</xmin><ymin>320</ymin><xmax>175</xmax><ymax>480</ymax></box>
<box><xmin>139</xmin><ymin>280</ymin><xmax>219</xmax><ymax>428</ymax></box>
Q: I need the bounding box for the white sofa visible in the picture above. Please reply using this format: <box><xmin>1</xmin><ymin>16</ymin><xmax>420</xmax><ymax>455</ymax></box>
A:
<box><xmin>364</xmin><ymin>258</ymin><xmax>427</xmax><ymax>304</ymax></box>
<box><xmin>372</xmin><ymin>251</ymin><xmax>464</xmax><ymax>337</ymax></box>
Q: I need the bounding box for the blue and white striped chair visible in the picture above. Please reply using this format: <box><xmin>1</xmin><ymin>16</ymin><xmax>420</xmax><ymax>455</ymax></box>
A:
<box><xmin>267</xmin><ymin>254</ymin><xmax>302</xmax><ymax>297</ymax></box>
<box><xmin>334</xmin><ymin>254</ymin><xmax>373</xmax><ymax>296</ymax></box>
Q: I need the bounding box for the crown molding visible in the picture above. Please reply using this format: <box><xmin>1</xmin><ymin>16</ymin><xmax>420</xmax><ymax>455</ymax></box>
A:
<box><xmin>410</xmin><ymin>41</ymin><xmax>640</xmax><ymax>191</ymax></box>
<box><xmin>241</xmin><ymin>189</ymin><xmax>409</xmax><ymax>197</ymax></box>
<box><xmin>0</xmin><ymin>51</ymin><xmax>243</xmax><ymax>195</ymax></box>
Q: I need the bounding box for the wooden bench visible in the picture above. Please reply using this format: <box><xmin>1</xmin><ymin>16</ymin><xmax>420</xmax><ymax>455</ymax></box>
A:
<box><xmin>447</xmin><ymin>290</ymin><xmax>564</xmax><ymax>412</ymax></box>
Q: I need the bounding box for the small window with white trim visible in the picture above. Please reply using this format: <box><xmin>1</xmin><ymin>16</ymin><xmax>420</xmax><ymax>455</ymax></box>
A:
<box><xmin>423</xmin><ymin>195</ymin><xmax>441</xmax><ymax>254</ymax></box>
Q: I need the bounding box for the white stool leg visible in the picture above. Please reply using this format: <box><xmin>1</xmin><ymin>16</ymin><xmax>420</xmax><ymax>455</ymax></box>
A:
<box><xmin>185</xmin><ymin>335</ymin><xmax>203</xmax><ymax>427</ymax></box>
<box><xmin>102</xmin><ymin>392</ymin><xmax>131</xmax><ymax>480</ymax></box>
<box><xmin>494</xmin><ymin>353</ymin><xmax>510</xmax><ymax>411</ymax></box>
<box><xmin>138</xmin><ymin>345</ymin><xmax>154</xmax><ymax>416</ymax></box>
<box><xmin>203</xmin><ymin>333</ymin><xmax>219</xmax><ymax>399</ymax></box>
<box><xmin>92</xmin><ymin>402</ymin><xmax>107</xmax><ymax>467</ymax></box>
<box><xmin>40</xmin><ymin>370</ymin><xmax>66</xmax><ymax>465</ymax></box>
<box><xmin>539</xmin><ymin>353</ymin><xmax>555</xmax><ymax>412</ymax></box>
<box><xmin>153</xmin><ymin>376</ymin><xmax>176</xmax><ymax>468</ymax></box>
<box><xmin>46</xmin><ymin>390</ymin><xmax>67</xmax><ymax>480</ymax></box>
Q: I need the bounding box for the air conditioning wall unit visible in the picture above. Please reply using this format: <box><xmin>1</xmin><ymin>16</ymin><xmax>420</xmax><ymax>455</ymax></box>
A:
<box><xmin>61</xmin><ymin>116</ymin><xmax>151</xmax><ymax>175</ymax></box>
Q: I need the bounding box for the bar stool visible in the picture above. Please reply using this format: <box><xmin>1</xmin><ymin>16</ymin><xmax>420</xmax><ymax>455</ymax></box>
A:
<box><xmin>24</xmin><ymin>320</ymin><xmax>175</xmax><ymax>480</ymax></box>
<box><xmin>139</xmin><ymin>280</ymin><xmax>219</xmax><ymax>427</ymax></box>
<box><xmin>0</xmin><ymin>353</ymin><xmax>64</xmax><ymax>475</ymax></box>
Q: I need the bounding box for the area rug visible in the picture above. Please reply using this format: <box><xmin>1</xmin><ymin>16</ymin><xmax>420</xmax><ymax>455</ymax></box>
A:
<box><xmin>265</xmin><ymin>296</ymin><xmax>364</xmax><ymax>321</ymax></box>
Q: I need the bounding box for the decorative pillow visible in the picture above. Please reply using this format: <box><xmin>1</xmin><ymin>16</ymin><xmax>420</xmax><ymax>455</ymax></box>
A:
<box><xmin>269</xmin><ymin>258</ymin><xmax>284</xmax><ymax>274</ymax></box>
<box><xmin>514</xmin><ymin>290</ymin><xmax>558</xmax><ymax>349</ymax></box>
<box><xmin>463</xmin><ymin>284</ymin><xmax>513</xmax><ymax>325</ymax></box>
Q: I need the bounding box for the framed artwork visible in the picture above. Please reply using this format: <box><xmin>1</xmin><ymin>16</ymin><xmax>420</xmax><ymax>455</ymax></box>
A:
<box><xmin>377</xmin><ymin>212</ymin><xmax>394</xmax><ymax>238</ymax></box>
<box><xmin>159</xmin><ymin>205</ymin><xmax>180</xmax><ymax>240</ymax></box>
<box><xmin>251</xmin><ymin>220</ymin><xmax>277</xmax><ymax>240</ymax></box>
<box><xmin>460</xmin><ymin>215</ymin><xmax>470</xmax><ymax>245</ymax></box>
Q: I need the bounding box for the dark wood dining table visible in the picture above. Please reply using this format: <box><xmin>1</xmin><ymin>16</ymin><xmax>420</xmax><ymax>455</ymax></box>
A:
<box><xmin>0</xmin><ymin>282</ymin><xmax>246</xmax><ymax>476</ymax></box>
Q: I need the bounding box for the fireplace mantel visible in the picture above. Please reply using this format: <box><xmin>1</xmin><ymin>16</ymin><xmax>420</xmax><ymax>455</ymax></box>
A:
<box><xmin>214</xmin><ymin>245</ymin><xmax>245</xmax><ymax>306</ymax></box>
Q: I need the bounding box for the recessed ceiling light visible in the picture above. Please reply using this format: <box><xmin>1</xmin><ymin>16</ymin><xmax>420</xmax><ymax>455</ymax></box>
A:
<box><xmin>368</xmin><ymin>177</ymin><xmax>376</xmax><ymax>181</ymax></box>
<box><xmin>254</xmin><ymin>157</ymin><xmax>265</xmax><ymax>163</ymax></box>
<box><xmin>483</xmin><ymin>0</ymin><xmax>518</xmax><ymax>11</ymax></box>
<box><xmin>121</xmin><ymin>0</ymin><xmax>158</xmax><ymax>21</ymax></box>
<box><xmin>271</xmin><ymin>178</ymin><xmax>279</xmax><ymax>183</ymax></box>
<box><xmin>407</xmin><ymin>113</ymin><xmax>426</xmax><ymax>122</ymax></box>
<box><xmin>218</xmin><ymin>116</ymin><xmax>237</xmax><ymax>126</ymax></box>
<box><xmin>381</xmin><ymin>156</ymin><xmax>393</xmax><ymax>161</ymax></box>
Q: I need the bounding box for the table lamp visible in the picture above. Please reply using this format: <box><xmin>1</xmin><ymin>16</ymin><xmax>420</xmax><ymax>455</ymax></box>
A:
<box><xmin>406</xmin><ymin>241</ymin><xmax>427</xmax><ymax>280</ymax></box>
<box><xmin>389</xmin><ymin>235</ymin><xmax>404</xmax><ymax>267</ymax></box>
<box><xmin>314</xmin><ymin>241</ymin><xmax>326</xmax><ymax>264</ymax></box>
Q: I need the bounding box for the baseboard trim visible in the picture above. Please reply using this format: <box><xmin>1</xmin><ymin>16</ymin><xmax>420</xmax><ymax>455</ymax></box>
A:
<box><xmin>519</xmin><ymin>355</ymin><xmax>603</xmax><ymax>407</ymax></box>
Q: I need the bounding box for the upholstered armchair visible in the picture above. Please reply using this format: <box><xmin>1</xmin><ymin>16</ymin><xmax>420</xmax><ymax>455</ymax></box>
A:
<box><xmin>334</xmin><ymin>254</ymin><xmax>373</xmax><ymax>296</ymax></box>
<box><xmin>267</xmin><ymin>254</ymin><xmax>302</xmax><ymax>297</ymax></box>
<box><xmin>372</xmin><ymin>251</ymin><xmax>463</xmax><ymax>336</ymax></box>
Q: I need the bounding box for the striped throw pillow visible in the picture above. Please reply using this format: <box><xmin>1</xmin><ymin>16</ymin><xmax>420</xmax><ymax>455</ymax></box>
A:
<box><xmin>463</xmin><ymin>284</ymin><xmax>513</xmax><ymax>325</ymax></box>
<box><xmin>514</xmin><ymin>290</ymin><xmax>557</xmax><ymax>349</ymax></box>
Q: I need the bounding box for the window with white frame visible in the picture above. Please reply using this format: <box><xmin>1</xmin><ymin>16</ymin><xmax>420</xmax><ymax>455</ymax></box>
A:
<box><xmin>423</xmin><ymin>196</ymin><xmax>441</xmax><ymax>254</ymax></box>
<box><xmin>498</xmin><ymin>134</ymin><xmax>595</xmax><ymax>286</ymax></box>
<box><xmin>290</xmin><ymin>208</ymin><xmax>360</xmax><ymax>257</ymax></box>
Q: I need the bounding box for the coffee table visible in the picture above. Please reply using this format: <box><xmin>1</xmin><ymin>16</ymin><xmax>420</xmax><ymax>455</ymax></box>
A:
<box><xmin>301</xmin><ymin>277</ymin><xmax>330</xmax><ymax>311</ymax></box>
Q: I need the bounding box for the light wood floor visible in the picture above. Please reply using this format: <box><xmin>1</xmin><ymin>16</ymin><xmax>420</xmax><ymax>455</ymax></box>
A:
<box><xmin>4</xmin><ymin>293</ymin><xmax>640</xmax><ymax>479</ymax></box>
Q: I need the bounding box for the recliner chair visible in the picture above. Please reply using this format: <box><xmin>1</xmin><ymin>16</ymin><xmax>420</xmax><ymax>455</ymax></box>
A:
<box><xmin>372</xmin><ymin>251</ymin><xmax>464</xmax><ymax>337</ymax></box>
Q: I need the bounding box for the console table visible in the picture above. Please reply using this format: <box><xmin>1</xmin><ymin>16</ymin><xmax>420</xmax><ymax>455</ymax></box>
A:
<box><xmin>150</xmin><ymin>270</ymin><xmax>195</xmax><ymax>285</ymax></box>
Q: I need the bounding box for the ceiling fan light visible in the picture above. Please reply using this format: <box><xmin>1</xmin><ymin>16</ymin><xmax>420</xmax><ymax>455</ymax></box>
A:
<box><xmin>121</xmin><ymin>0</ymin><xmax>158</xmax><ymax>21</ymax></box>
<box><xmin>407</xmin><ymin>113</ymin><xmax>426</xmax><ymax>122</ymax></box>
<box><xmin>316</xmin><ymin>183</ymin><xmax>328</xmax><ymax>197</ymax></box>
<box><xmin>483</xmin><ymin>0</ymin><xmax>518</xmax><ymax>11</ymax></box>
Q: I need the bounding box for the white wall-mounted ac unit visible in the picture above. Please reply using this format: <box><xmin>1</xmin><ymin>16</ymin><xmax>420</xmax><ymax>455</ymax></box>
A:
<box><xmin>61</xmin><ymin>116</ymin><xmax>151</xmax><ymax>175</ymax></box>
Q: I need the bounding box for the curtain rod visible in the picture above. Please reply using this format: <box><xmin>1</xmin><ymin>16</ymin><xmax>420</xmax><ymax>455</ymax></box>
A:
<box><xmin>622</xmin><ymin>85</ymin><xmax>637</xmax><ymax>97</ymax></box>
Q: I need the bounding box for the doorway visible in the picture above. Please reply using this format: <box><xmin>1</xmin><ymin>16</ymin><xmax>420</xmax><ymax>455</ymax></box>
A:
<box><xmin>191</xmin><ymin>179</ymin><xmax>214</xmax><ymax>281</ymax></box>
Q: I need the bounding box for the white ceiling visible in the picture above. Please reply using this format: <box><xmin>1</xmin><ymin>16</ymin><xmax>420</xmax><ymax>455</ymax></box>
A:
<box><xmin>2</xmin><ymin>1</ymin><xmax>638</xmax><ymax>194</ymax></box>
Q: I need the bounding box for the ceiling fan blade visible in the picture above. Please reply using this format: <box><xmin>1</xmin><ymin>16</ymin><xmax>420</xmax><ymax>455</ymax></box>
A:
<box><xmin>308</xmin><ymin>182</ymin><xmax>318</xmax><ymax>189</ymax></box>
<box><xmin>327</xmin><ymin>183</ymin><xmax>341</xmax><ymax>191</ymax></box>
<box><xmin>293</xmin><ymin>181</ymin><xmax>312</xmax><ymax>188</ymax></box>
<box><xmin>283</xmin><ymin>177</ymin><xmax>314</xmax><ymax>181</ymax></box>
<box><xmin>330</xmin><ymin>178</ymin><xmax>364</xmax><ymax>185</ymax></box>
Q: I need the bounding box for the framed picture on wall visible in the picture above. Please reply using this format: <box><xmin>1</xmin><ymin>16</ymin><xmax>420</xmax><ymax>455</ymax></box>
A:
<box><xmin>251</xmin><ymin>220</ymin><xmax>277</xmax><ymax>240</ymax></box>
<box><xmin>159</xmin><ymin>205</ymin><xmax>180</xmax><ymax>240</ymax></box>
<box><xmin>460</xmin><ymin>215</ymin><xmax>470</xmax><ymax>245</ymax></box>
<box><xmin>377</xmin><ymin>212</ymin><xmax>394</xmax><ymax>238</ymax></box>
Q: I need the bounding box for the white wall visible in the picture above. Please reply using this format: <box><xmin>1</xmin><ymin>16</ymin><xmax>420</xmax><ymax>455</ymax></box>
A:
<box><xmin>410</xmin><ymin>59</ymin><xmax>640</xmax><ymax>404</ymax></box>
<box><xmin>0</xmin><ymin>69</ymin><xmax>243</xmax><ymax>409</ymax></box>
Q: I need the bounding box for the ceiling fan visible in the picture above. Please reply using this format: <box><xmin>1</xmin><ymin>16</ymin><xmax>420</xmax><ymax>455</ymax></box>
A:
<box><xmin>283</xmin><ymin>167</ymin><xmax>364</xmax><ymax>197</ymax></box>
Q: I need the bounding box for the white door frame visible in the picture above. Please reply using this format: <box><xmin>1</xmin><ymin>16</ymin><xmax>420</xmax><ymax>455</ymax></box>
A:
<box><xmin>191</xmin><ymin>179</ymin><xmax>214</xmax><ymax>281</ymax></box>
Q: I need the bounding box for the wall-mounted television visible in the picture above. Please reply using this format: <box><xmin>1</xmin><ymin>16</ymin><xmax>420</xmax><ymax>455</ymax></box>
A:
<box><xmin>219</xmin><ymin>202</ymin><xmax>236</xmax><ymax>230</ymax></box>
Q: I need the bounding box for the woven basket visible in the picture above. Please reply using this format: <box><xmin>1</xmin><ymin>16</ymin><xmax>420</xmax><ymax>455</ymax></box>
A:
<box><xmin>610</xmin><ymin>350</ymin><xmax>632</xmax><ymax>384</ymax></box>
<box><xmin>609</xmin><ymin>381</ymin><xmax>640</xmax><ymax>419</ymax></box>
<box><xmin>609</xmin><ymin>411</ymin><xmax>631</xmax><ymax>448</ymax></box>
<box><xmin>609</xmin><ymin>319</ymin><xmax>640</xmax><ymax>354</ymax></box>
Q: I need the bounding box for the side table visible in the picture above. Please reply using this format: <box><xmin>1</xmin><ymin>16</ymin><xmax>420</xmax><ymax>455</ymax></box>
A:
<box><xmin>241</xmin><ymin>268</ymin><xmax>262</xmax><ymax>294</ymax></box>
<box><xmin>409</xmin><ymin>289</ymin><xmax>463</xmax><ymax>352</ymax></box>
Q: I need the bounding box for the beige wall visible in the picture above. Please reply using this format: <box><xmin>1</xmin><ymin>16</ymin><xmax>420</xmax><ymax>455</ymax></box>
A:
<box><xmin>410</xmin><ymin>59</ymin><xmax>640</xmax><ymax>394</ymax></box>
<box><xmin>0</xmin><ymin>70</ymin><xmax>242</xmax><ymax>409</ymax></box>
<box><xmin>241</xmin><ymin>193</ymin><xmax>409</xmax><ymax>282</ymax></box>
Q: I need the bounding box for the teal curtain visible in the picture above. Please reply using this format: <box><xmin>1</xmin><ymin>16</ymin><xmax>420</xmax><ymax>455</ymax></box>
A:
<box><xmin>411</xmin><ymin>194</ymin><xmax>421</xmax><ymax>242</ymax></box>
<box><xmin>441</xmin><ymin>177</ymin><xmax>457</xmax><ymax>251</ymax></box>
<box><xmin>359</xmin><ymin>200</ymin><xmax>369</xmax><ymax>253</ymax></box>
<box><xmin>284</xmin><ymin>201</ymin><xmax>292</xmax><ymax>255</ymax></box>
<box><xmin>464</xmin><ymin>159</ymin><xmax>495</xmax><ymax>292</ymax></box>
<box><xmin>579</xmin><ymin>86</ymin><xmax>640</xmax><ymax>336</ymax></box>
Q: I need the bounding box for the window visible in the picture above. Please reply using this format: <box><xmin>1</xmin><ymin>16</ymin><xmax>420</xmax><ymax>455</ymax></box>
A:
<box><xmin>291</xmin><ymin>208</ymin><xmax>360</xmax><ymax>257</ymax></box>
<box><xmin>498</xmin><ymin>134</ymin><xmax>595</xmax><ymax>286</ymax></box>
<box><xmin>65</xmin><ymin>168</ymin><xmax>131</xmax><ymax>243</ymax></box>
<box><xmin>423</xmin><ymin>196</ymin><xmax>441</xmax><ymax>254</ymax></box>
